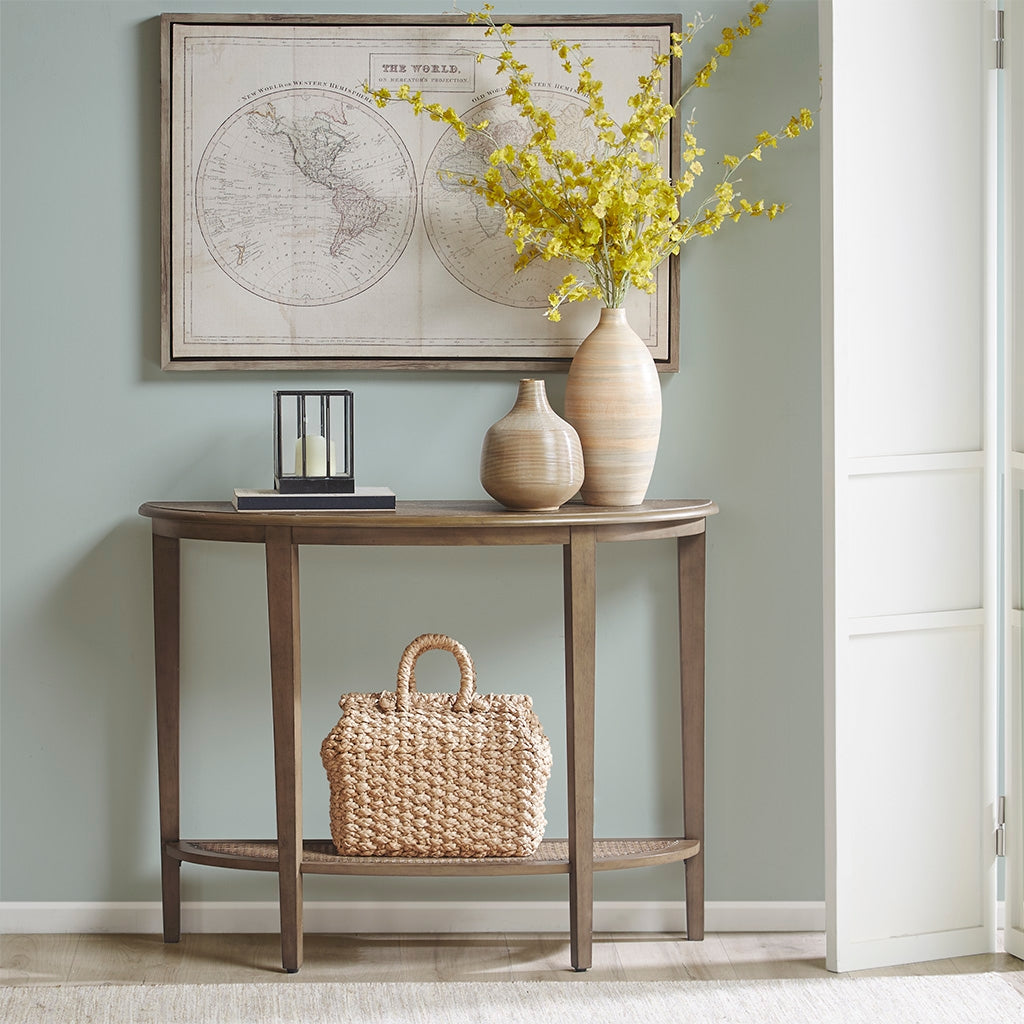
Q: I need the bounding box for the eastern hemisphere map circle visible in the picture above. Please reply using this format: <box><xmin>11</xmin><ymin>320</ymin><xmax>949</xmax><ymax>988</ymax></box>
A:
<box><xmin>196</xmin><ymin>89</ymin><xmax>417</xmax><ymax>306</ymax></box>
<box><xmin>422</xmin><ymin>91</ymin><xmax>596</xmax><ymax>309</ymax></box>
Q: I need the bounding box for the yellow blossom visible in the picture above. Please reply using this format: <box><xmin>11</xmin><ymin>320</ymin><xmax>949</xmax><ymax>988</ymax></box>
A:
<box><xmin>364</xmin><ymin>0</ymin><xmax>811</xmax><ymax>318</ymax></box>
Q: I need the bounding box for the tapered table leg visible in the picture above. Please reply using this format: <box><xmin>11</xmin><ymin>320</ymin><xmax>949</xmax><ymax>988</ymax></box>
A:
<box><xmin>266</xmin><ymin>527</ymin><xmax>303</xmax><ymax>973</ymax></box>
<box><xmin>564</xmin><ymin>526</ymin><xmax>597</xmax><ymax>971</ymax></box>
<box><xmin>678</xmin><ymin>530</ymin><xmax>706</xmax><ymax>940</ymax></box>
<box><xmin>152</xmin><ymin>533</ymin><xmax>181</xmax><ymax>944</ymax></box>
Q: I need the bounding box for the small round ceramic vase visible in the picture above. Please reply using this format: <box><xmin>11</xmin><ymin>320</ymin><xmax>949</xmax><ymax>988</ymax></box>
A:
<box><xmin>480</xmin><ymin>378</ymin><xmax>584</xmax><ymax>512</ymax></box>
<box><xmin>564</xmin><ymin>307</ymin><xmax>662</xmax><ymax>506</ymax></box>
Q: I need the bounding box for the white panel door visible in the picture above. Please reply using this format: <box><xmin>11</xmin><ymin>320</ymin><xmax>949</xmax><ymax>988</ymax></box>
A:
<box><xmin>823</xmin><ymin>0</ymin><xmax>1000</xmax><ymax>972</ymax></box>
<box><xmin>1004</xmin><ymin>0</ymin><xmax>1024</xmax><ymax>964</ymax></box>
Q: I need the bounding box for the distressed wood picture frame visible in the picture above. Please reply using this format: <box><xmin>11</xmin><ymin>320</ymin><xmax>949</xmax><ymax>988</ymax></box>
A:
<box><xmin>161</xmin><ymin>13</ymin><xmax>681</xmax><ymax>371</ymax></box>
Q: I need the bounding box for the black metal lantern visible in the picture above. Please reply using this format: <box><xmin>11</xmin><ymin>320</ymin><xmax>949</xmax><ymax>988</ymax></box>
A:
<box><xmin>274</xmin><ymin>391</ymin><xmax>354</xmax><ymax>494</ymax></box>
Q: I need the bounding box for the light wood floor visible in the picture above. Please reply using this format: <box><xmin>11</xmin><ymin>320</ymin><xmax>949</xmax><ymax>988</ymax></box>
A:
<box><xmin>3</xmin><ymin>932</ymin><xmax>1024</xmax><ymax>991</ymax></box>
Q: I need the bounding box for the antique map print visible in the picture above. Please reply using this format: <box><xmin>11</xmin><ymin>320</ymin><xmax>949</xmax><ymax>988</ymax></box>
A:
<box><xmin>167</xmin><ymin>19</ymin><xmax>675</xmax><ymax>367</ymax></box>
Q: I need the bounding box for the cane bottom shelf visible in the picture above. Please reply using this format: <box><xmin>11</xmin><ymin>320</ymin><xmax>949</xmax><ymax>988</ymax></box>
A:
<box><xmin>169</xmin><ymin>837</ymin><xmax>700</xmax><ymax>876</ymax></box>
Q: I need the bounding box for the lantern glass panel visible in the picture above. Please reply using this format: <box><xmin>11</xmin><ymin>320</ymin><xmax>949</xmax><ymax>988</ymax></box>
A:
<box><xmin>274</xmin><ymin>390</ymin><xmax>354</xmax><ymax>493</ymax></box>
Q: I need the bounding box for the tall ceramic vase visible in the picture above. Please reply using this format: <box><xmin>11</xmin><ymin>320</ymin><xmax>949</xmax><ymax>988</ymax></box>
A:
<box><xmin>564</xmin><ymin>307</ymin><xmax>662</xmax><ymax>506</ymax></box>
<box><xmin>480</xmin><ymin>378</ymin><xmax>584</xmax><ymax>512</ymax></box>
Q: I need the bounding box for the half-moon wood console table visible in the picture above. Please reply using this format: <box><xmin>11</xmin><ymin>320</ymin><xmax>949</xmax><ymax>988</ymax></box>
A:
<box><xmin>139</xmin><ymin>498</ymin><xmax>718</xmax><ymax>974</ymax></box>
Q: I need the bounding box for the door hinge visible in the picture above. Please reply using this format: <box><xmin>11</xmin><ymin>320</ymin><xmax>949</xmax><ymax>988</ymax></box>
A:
<box><xmin>996</xmin><ymin>9</ymin><xmax>1005</xmax><ymax>70</ymax></box>
<box><xmin>997</xmin><ymin>795</ymin><xmax>1006</xmax><ymax>857</ymax></box>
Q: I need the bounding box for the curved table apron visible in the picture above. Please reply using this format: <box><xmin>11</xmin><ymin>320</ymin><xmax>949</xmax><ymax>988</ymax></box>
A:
<box><xmin>139</xmin><ymin>498</ymin><xmax>718</xmax><ymax>974</ymax></box>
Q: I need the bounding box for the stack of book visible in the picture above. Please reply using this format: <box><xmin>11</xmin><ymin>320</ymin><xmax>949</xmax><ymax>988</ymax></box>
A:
<box><xmin>232</xmin><ymin>487</ymin><xmax>396</xmax><ymax>511</ymax></box>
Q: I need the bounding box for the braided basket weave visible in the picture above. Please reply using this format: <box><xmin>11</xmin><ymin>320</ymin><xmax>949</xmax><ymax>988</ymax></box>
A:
<box><xmin>320</xmin><ymin>634</ymin><xmax>552</xmax><ymax>858</ymax></box>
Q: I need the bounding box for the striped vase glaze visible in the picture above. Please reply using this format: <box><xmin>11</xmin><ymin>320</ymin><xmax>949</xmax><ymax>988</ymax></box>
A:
<box><xmin>479</xmin><ymin>378</ymin><xmax>584</xmax><ymax>511</ymax></box>
<box><xmin>564</xmin><ymin>307</ymin><xmax>662</xmax><ymax>506</ymax></box>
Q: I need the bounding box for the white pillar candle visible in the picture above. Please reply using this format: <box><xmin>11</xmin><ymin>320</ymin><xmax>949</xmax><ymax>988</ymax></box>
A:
<box><xmin>294</xmin><ymin>433</ymin><xmax>338</xmax><ymax>476</ymax></box>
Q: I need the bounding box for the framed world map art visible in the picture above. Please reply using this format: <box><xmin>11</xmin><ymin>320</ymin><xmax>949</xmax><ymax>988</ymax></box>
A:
<box><xmin>161</xmin><ymin>13</ymin><xmax>681</xmax><ymax>371</ymax></box>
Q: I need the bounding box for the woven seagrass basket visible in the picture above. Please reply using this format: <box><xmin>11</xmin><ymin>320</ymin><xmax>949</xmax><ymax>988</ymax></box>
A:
<box><xmin>320</xmin><ymin>633</ymin><xmax>552</xmax><ymax>858</ymax></box>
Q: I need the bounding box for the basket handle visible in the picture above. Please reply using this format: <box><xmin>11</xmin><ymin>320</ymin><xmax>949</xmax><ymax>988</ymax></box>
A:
<box><xmin>386</xmin><ymin>633</ymin><xmax>478</xmax><ymax>713</ymax></box>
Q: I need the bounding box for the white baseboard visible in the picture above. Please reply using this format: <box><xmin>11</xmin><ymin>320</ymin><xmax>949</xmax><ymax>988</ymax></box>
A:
<box><xmin>0</xmin><ymin>900</ymin><xmax>825</xmax><ymax>935</ymax></box>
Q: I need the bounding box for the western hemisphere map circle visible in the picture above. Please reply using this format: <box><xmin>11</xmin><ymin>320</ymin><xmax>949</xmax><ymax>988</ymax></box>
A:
<box><xmin>195</xmin><ymin>88</ymin><xmax>418</xmax><ymax>307</ymax></box>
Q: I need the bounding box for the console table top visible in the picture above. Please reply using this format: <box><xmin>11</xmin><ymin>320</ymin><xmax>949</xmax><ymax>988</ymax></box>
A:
<box><xmin>139</xmin><ymin>497</ymin><xmax>719</xmax><ymax>531</ymax></box>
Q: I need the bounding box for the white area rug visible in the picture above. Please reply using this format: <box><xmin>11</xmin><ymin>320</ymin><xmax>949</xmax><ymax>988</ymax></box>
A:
<box><xmin>2</xmin><ymin>975</ymin><xmax>1021</xmax><ymax>1024</ymax></box>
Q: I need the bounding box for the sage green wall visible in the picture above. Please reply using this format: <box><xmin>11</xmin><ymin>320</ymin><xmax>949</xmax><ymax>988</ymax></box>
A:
<box><xmin>0</xmin><ymin>0</ymin><xmax>821</xmax><ymax>905</ymax></box>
